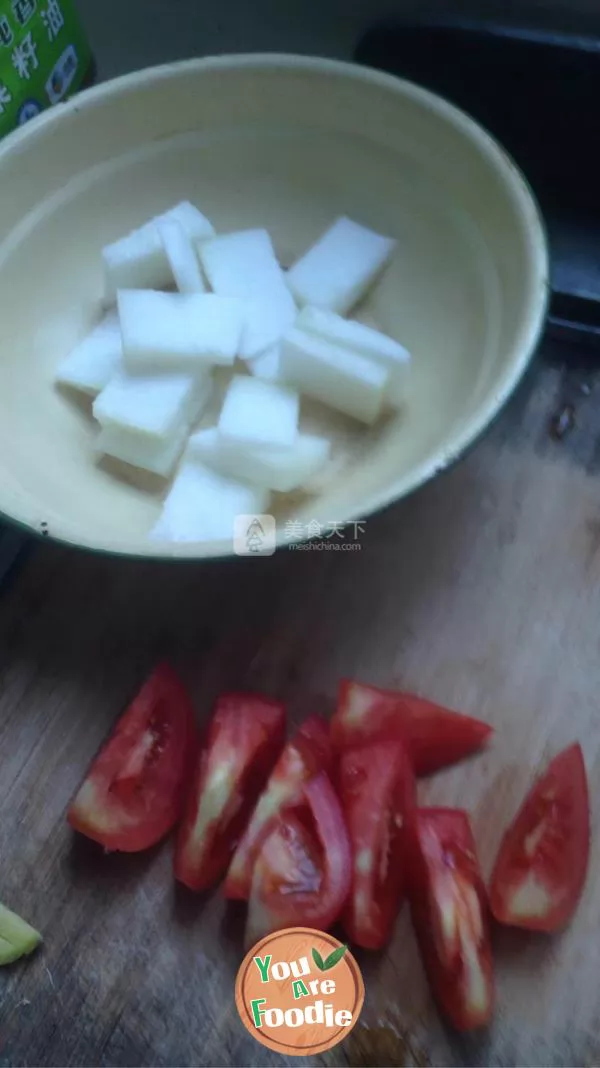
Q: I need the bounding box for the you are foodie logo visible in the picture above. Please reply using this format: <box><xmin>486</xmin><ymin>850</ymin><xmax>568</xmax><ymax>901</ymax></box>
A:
<box><xmin>235</xmin><ymin>927</ymin><xmax>364</xmax><ymax>1056</ymax></box>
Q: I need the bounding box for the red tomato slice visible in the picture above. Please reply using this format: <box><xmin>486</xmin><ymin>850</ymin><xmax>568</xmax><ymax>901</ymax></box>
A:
<box><xmin>294</xmin><ymin>714</ymin><xmax>332</xmax><ymax>771</ymax></box>
<box><xmin>68</xmin><ymin>663</ymin><xmax>197</xmax><ymax>853</ymax></box>
<box><xmin>333</xmin><ymin>680</ymin><xmax>492</xmax><ymax>776</ymax></box>
<box><xmin>339</xmin><ymin>738</ymin><xmax>416</xmax><ymax>949</ymax></box>
<box><xmin>245</xmin><ymin>772</ymin><xmax>351</xmax><ymax>947</ymax></box>
<box><xmin>408</xmin><ymin>808</ymin><xmax>494</xmax><ymax>1031</ymax></box>
<box><xmin>174</xmin><ymin>693</ymin><xmax>285</xmax><ymax>891</ymax></box>
<box><xmin>490</xmin><ymin>743</ymin><xmax>590</xmax><ymax>932</ymax></box>
<box><xmin>224</xmin><ymin>715</ymin><xmax>332</xmax><ymax>901</ymax></box>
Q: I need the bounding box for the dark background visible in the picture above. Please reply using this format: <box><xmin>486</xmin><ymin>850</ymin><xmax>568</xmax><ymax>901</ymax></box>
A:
<box><xmin>76</xmin><ymin>0</ymin><xmax>600</xmax><ymax>82</ymax></box>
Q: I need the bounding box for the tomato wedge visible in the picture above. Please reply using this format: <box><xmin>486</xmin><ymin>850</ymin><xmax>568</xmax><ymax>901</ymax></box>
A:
<box><xmin>224</xmin><ymin>714</ymin><xmax>332</xmax><ymax>901</ymax></box>
<box><xmin>339</xmin><ymin>738</ymin><xmax>416</xmax><ymax>949</ymax></box>
<box><xmin>408</xmin><ymin>809</ymin><xmax>494</xmax><ymax>1031</ymax></box>
<box><xmin>333</xmin><ymin>680</ymin><xmax>492</xmax><ymax>776</ymax></box>
<box><xmin>245</xmin><ymin>772</ymin><xmax>351</xmax><ymax>947</ymax></box>
<box><xmin>68</xmin><ymin>663</ymin><xmax>197</xmax><ymax>853</ymax></box>
<box><xmin>490</xmin><ymin>744</ymin><xmax>590</xmax><ymax>932</ymax></box>
<box><xmin>174</xmin><ymin>693</ymin><xmax>285</xmax><ymax>891</ymax></box>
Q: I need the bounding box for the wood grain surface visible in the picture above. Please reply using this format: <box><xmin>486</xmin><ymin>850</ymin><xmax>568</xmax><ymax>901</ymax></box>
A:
<box><xmin>0</xmin><ymin>340</ymin><xmax>599</xmax><ymax>1067</ymax></box>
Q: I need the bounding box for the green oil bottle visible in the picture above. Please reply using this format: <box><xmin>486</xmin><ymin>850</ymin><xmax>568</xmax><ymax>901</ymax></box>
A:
<box><xmin>0</xmin><ymin>0</ymin><xmax>93</xmax><ymax>139</ymax></box>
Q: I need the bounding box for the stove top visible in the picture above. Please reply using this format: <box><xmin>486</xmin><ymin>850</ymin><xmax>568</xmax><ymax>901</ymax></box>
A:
<box><xmin>355</xmin><ymin>16</ymin><xmax>600</xmax><ymax>350</ymax></box>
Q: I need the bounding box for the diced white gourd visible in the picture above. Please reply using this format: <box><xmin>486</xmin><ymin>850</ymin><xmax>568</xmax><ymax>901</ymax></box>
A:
<box><xmin>96</xmin><ymin>422</ymin><xmax>189</xmax><ymax>477</ymax></box>
<box><xmin>167</xmin><ymin>202</ymin><xmax>216</xmax><ymax>241</ymax></box>
<box><xmin>280</xmin><ymin>328</ymin><xmax>388</xmax><ymax>425</ymax></box>
<box><xmin>54</xmin><ymin>311</ymin><xmax>122</xmax><ymax>395</ymax></box>
<box><xmin>286</xmin><ymin>216</ymin><xmax>396</xmax><ymax>314</ymax></box>
<box><xmin>218</xmin><ymin>374</ymin><xmax>299</xmax><ymax>449</ymax></box>
<box><xmin>188</xmin><ymin>427</ymin><xmax>331</xmax><ymax>493</ymax></box>
<box><xmin>93</xmin><ymin>367</ymin><xmax>210</xmax><ymax>439</ymax></box>
<box><xmin>118</xmin><ymin>291</ymin><xmax>244</xmax><ymax>372</ymax></box>
<box><xmin>150</xmin><ymin>459</ymin><xmax>270</xmax><ymax>544</ymax></box>
<box><xmin>200</xmin><ymin>230</ymin><xmax>296</xmax><ymax>358</ymax></box>
<box><xmin>247</xmin><ymin>344</ymin><xmax>283</xmax><ymax>383</ymax></box>
<box><xmin>239</xmin><ymin>293</ymin><xmax>297</xmax><ymax>362</ymax></box>
<box><xmin>296</xmin><ymin>305</ymin><xmax>410</xmax><ymax>406</ymax></box>
<box><xmin>103</xmin><ymin>201</ymin><xmax>215</xmax><ymax>300</ymax></box>
<box><xmin>157</xmin><ymin>219</ymin><xmax>206</xmax><ymax>294</ymax></box>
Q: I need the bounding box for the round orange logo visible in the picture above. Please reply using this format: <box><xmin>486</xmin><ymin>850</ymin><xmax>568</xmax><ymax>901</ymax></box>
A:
<box><xmin>235</xmin><ymin>927</ymin><xmax>364</xmax><ymax>1057</ymax></box>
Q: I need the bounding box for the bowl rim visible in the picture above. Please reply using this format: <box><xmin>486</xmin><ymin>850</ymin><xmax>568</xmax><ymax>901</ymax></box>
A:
<box><xmin>0</xmin><ymin>52</ymin><xmax>550</xmax><ymax>562</ymax></box>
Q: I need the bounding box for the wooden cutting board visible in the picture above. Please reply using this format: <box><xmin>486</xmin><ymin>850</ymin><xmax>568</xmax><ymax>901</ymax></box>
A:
<box><xmin>0</xmin><ymin>341</ymin><xmax>598</xmax><ymax>1068</ymax></box>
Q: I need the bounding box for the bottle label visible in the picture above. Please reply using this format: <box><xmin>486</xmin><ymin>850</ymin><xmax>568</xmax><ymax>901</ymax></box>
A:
<box><xmin>0</xmin><ymin>0</ymin><xmax>91</xmax><ymax>139</ymax></box>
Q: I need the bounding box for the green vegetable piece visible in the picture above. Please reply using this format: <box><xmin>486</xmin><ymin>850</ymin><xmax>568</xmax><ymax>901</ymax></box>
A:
<box><xmin>322</xmin><ymin>944</ymin><xmax>348</xmax><ymax>970</ymax></box>
<box><xmin>0</xmin><ymin>903</ymin><xmax>41</xmax><ymax>965</ymax></box>
<box><xmin>312</xmin><ymin>947</ymin><xmax>326</xmax><ymax>971</ymax></box>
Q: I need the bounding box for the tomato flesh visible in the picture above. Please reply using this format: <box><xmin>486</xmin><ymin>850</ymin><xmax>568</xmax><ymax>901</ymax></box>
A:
<box><xmin>490</xmin><ymin>743</ymin><xmax>590</xmax><ymax>932</ymax></box>
<box><xmin>68</xmin><ymin>663</ymin><xmax>197</xmax><ymax>853</ymax></box>
<box><xmin>245</xmin><ymin>771</ymin><xmax>351</xmax><ymax>947</ymax></box>
<box><xmin>174</xmin><ymin>693</ymin><xmax>285</xmax><ymax>891</ymax></box>
<box><xmin>224</xmin><ymin>714</ymin><xmax>332</xmax><ymax>900</ymax></box>
<box><xmin>408</xmin><ymin>808</ymin><xmax>494</xmax><ymax>1031</ymax></box>
<box><xmin>339</xmin><ymin>738</ymin><xmax>416</xmax><ymax>949</ymax></box>
<box><xmin>333</xmin><ymin>680</ymin><xmax>492</xmax><ymax>776</ymax></box>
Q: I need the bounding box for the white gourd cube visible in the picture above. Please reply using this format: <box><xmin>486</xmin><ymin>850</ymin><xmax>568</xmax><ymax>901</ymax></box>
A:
<box><xmin>296</xmin><ymin>306</ymin><xmax>410</xmax><ymax>406</ymax></box>
<box><xmin>150</xmin><ymin>460</ymin><xmax>270</xmax><ymax>544</ymax></box>
<box><xmin>240</xmin><ymin>294</ymin><xmax>297</xmax><ymax>362</ymax></box>
<box><xmin>188</xmin><ymin>427</ymin><xmax>331</xmax><ymax>494</ymax></box>
<box><xmin>103</xmin><ymin>201</ymin><xmax>215</xmax><ymax>300</ymax></box>
<box><xmin>286</xmin><ymin>216</ymin><xmax>397</xmax><ymax>314</ymax></box>
<box><xmin>218</xmin><ymin>375</ymin><xmax>299</xmax><ymax>449</ymax></box>
<box><xmin>54</xmin><ymin>311</ymin><xmax>122</xmax><ymax>395</ymax></box>
<box><xmin>199</xmin><ymin>229</ymin><xmax>296</xmax><ymax>358</ymax></box>
<box><xmin>157</xmin><ymin>219</ymin><xmax>206</xmax><ymax>294</ymax></box>
<box><xmin>167</xmin><ymin>202</ymin><xmax>216</xmax><ymax>242</ymax></box>
<box><xmin>96</xmin><ymin>422</ymin><xmax>189</xmax><ymax>477</ymax></box>
<box><xmin>93</xmin><ymin>367</ymin><xmax>211</xmax><ymax>439</ymax></box>
<box><xmin>280</xmin><ymin>328</ymin><xmax>388</xmax><ymax>425</ymax></box>
<box><xmin>118</xmin><ymin>291</ymin><xmax>245</xmax><ymax>372</ymax></box>
<box><xmin>246</xmin><ymin>344</ymin><xmax>283</xmax><ymax>384</ymax></box>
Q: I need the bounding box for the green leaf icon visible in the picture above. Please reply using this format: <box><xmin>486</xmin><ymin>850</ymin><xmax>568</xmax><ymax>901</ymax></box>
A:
<box><xmin>323</xmin><ymin>944</ymin><xmax>349</xmax><ymax>970</ymax></box>
<box><xmin>312</xmin><ymin>947</ymin><xmax>326</xmax><ymax>971</ymax></box>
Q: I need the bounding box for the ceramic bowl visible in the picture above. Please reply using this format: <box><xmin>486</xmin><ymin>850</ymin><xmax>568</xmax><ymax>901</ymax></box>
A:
<box><xmin>0</xmin><ymin>54</ymin><xmax>548</xmax><ymax>557</ymax></box>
